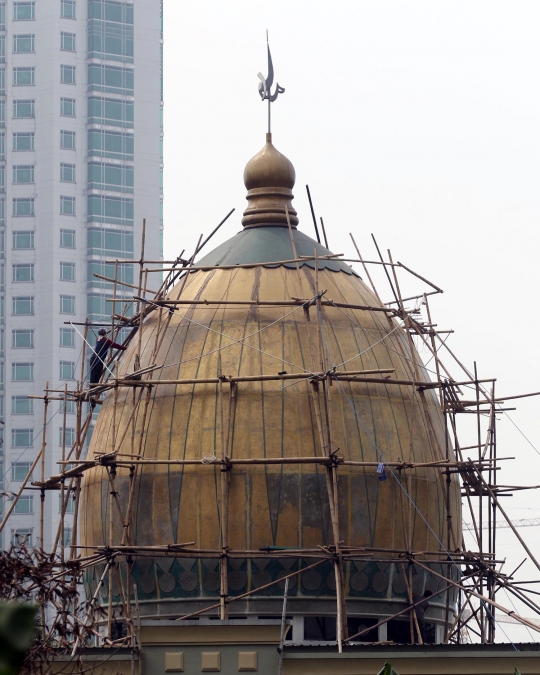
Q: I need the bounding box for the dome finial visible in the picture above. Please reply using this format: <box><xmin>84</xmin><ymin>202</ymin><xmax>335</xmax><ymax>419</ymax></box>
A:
<box><xmin>242</xmin><ymin>35</ymin><xmax>297</xmax><ymax>228</ymax></box>
<box><xmin>241</xmin><ymin>135</ymin><xmax>298</xmax><ymax>229</ymax></box>
<box><xmin>257</xmin><ymin>31</ymin><xmax>285</xmax><ymax>135</ymax></box>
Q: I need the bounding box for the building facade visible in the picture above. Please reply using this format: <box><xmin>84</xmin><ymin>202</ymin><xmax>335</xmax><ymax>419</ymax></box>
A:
<box><xmin>0</xmin><ymin>0</ymin><xmax>163</xmax><ymax>550</ymax></box>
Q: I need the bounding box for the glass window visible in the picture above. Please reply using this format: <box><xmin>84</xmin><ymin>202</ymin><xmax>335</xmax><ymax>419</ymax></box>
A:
<box><xmin>88</xmin><ymin>129</ymin><xmax>133</xmax><ymax>160</ymax></box>
<box><xmin>0</xmin><ymin>4</ymin><xmax>5</xmax><ymax>30</ymax></box>
<box><xmin>13</xmin><ymin>231</ymin><xmax>34</xmax><ymax>249</ymax></box>
<box><xmin>88</xmin><ymin>260</ymin><xmax>133</xmax><ymax>289</ymax></box>
<box><xmin>11</xmin><ymin>528</ymin><xmax>33</xmax><ymax>546</ymax></box>
<box><xmin>88</xmin><ymin>1</ymin><xmax>133</xmax><ymax>22</ymax></box>
<box><xmin>87</xmin><ymin>195</ymin><xmax>133</xmax><ymax>226</ymax></box>
<box><xmin>60</xmin><ymin>163</ymin><xmax>75</xmax><ymax>182</ymax></box>
<box><xmin>62</xmin><ymin>527</ymin><xmax>72</xmax><ymax>546</ymax></box>
<box><xmin>88</xmin><ymin>162</ymin><xmax>133</xmax><ymax>193</ymax></box>
<box><xmin>12</xmin><ymin>363</ymin><xmax>33</xmax><ymax>380</ymax></box>
<box><xmin>87</xmin><ymin>63</ymin><xmax>133</xmax><ymax>94</ymax></box>
<box><xmin>59</xmin><ymin>360</ymin><xmax>75</xmax><ymax>380</ymax></box>
<box><xmin>0</xmin><ymin>35</ymin><xmax>5</xmax><ymax>62</ymax></box>
<box><xmin>12</xmin><ymin>296</ymin><xmax>33</xmax><ymax>315</ymax></box>
<box><xmin>13</xmin><ymin>100</ymin><xmax>34</xmax><ymax>118</ymax></box>
<box><xmin>13</xmin><ymin>66</ymin><xmax>34</xmax><ymax>86</ymax></box>
<box><xmin>13</xmin><ymin>165</ymin><xmax>34</xmax><ymax>183</ymax></box>
<box><xmin>11</xmin><ymin>462</ymin><xmax>31</xmax><ymax>480</ymax></box>
<box><xmin>60</xmin><ymin>400</ymin><xmax>75</xmax><ymax>414</ymax></box>
<box><xmin>12</xmin><ymin>396</ymin><xmax>32</xmax><ymax>414</ymax></box>
<box><xmin>0</xmin><ymin>68</ymin><xmax>5</xmax><ymax>95</ymax></box>
<box><xmin>60</xmin><ymin>229</ymin><xmax>75</xmax><ymax>248</ymax></box>
<box><xmin>13</xmin><ymin>2</ymin><xmax>35</xmax><ymax>20</ymax></box>
<box><xmin>12</xmin><ymin>263</ymin><xmax>34</xmax><ymax>282</ymax></box>
<box><xmin>60</xmin><ymin>294</ymin><xmax>75</xmax><ymax>314</ymax></box>
<box><xmin>13</xmin><ymin>495</ymin><xmax>33</xmax><ymax>513</ymax></box>
<box><xmin>60</xmin><ymin>196</ymin><xmax>75</xmax><ymax>215</ymax></box>
<box><xmin>12</xmin><ymin>328</ymin><xmax>33</xmax><ymax>348</ymax></box>
<box><xmin>59</xmin><ymin>427</ymin><xmax>75</xmax><ymax>447</ymax></box>
<box><xmin>0</xmin><ymin>133</ymin><xmax>4</xmax><ymax>158</ymax></box>
<box><xmin>61</xmin><ymin>0</ymin><xmax>76</xmax><ymax>19</ymax></box>
<box><xmin>60</xmin><ymin>97</ymin><xmax>75</xmax><ymax>117</ymax></box>
<box><xmin>59</xmin><ymin>493</ymin><xmax>75</xmax><ymax>513</ymax></box>
<box><xmin>60</xmin><ymin>327</ymin><xmax>74</xmax><ymax>347</ymax></box>
<box><xmin>13</xmin><ymin>34</ymin><xmax>34</xmax><ymax>52</ymax></box>
<box><xmin>60</xmin><ymin>261</ymin><xmax>75</xmax><ymax>281</ymax></box>
<box><xmin>13</xmin><ymin>132</ymin><xmax>34</xmax><ymax>151</ymax></box>
<box><xmin>88</xmin><ymin>97</ymin><xmax>134</xmax><ymax>127</ymax></box>
<box><xmin>60</xmin><ymin>130</ymin><xmax>75</xmax><ymax>149</ymax></box>
<box><xmin>87</xmin><ymin>227</ymin><xmax>133</xmax><ymax>258</ymax></box>
<box><xmin>13</xmin><ymin>198</ymin><xmax>34</xmax><ymax>216</ymax></box>
<box><xmin>88</xmin><ymin>293</ymin><xmax>131</xmax><ymax>320</ymax></box>
<box><xmin>60</xmin><ymin>31</ymin><xmax>75</xmax><ymax>51</ymax></box>
<box><xmin>88</xmin><ymin>17</ymin><xmax>134</xmax><ymax>62</ymax></box>
<box><xmin>60</xmin><ymin>65</ymin><xmax>76</xmax><ymax>85</ymax></box>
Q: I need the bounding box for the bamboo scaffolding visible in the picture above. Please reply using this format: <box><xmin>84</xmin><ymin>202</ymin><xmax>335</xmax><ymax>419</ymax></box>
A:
<box><xmin>21</xmin><ymin>222</ymin><xmax>540</xmax><ymax>658</ymax></box>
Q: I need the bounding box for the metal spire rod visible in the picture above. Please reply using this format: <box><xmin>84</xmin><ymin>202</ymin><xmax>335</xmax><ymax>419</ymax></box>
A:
<box><xmin>257</xmin><ymin>32</ymin><xmax>285</xmax><ymax>135</ymax></box>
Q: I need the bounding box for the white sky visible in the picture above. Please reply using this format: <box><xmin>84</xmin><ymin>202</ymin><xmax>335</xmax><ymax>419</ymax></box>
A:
<box><xmin>163</xmin><ymin>1</ymin><xmax>540</xmax><ymax>641</ymax></box>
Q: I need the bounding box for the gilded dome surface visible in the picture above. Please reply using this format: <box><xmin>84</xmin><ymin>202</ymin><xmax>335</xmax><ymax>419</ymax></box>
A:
<box><xmin>80</xmin><ymin>137</ymin><xmax>461</xmax><ymax>620</ymax></box>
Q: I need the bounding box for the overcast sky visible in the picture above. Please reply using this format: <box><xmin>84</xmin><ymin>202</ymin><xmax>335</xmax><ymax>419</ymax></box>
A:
<box><xmin>163</xmin><ymin>1</ymin><xmax>540</xmax><ymax>640</ymax></box>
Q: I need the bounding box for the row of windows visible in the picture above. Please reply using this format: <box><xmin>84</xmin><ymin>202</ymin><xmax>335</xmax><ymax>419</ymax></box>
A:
<box><xmin>4</xmin><ymin>130</ymin><xmax>134</xmax><ymax>159</ymax></box>
<box><xmin>5</xmin><ymin>229</ymin><xmax>133</xmax><ymax>258</ymax></box>
<box><xmin>6</xmin><ymin>262</ymin><xmax>76</xmax><ymax>282</ymax></box>
<box><xmin>12</xmin><ymin>132</ymin><xmax>33</xmax><ymax>151</ymax></box>
<box><xmin>9</xmin><ymin>195</ymin><xmax>134</xmax><ymax>221</ymax></box>
<box><xmin>11</xmin><ymin>294</ymin><xmax>75</xmax><ymax>315</ymax></box>
<box><xmin>7</xmin><ymin>97</ymin><xmax>134</xmax><ymax>125</ymax></box>
<box><xmin>16</xmin><ymin>196</ymin><xmax>129</xmax><ymax>218</ymax></box>
<box><xmin>11</xmin><ymin>463</ymin><xmax>75</xmax><ymax>489</ymax></box>
<box><xmin>0</xmin><ymin>67</ymin><xmax>133</xmax><ymax>99</ymax></box>
<box><xmin>10</xmin><ymin>294</ymin><xmax>131</xmax><ymax>317</ymax></box>
<box><xmin>6</xmin><ymin>163</ymin><xmax>133</xmax><ymax>190</ymax></box>
<box><xmin>10</xmin><ymin>327</ymin><xmax>75</xmax><ymax>349</ymax></box>
<box><xmin>12</xmin><ymin>229</ymin><xmax>75</xmax><ymax>249</ymax></box>
<box><xmin>1</xmin><ymin>32</ymin><xmax>74</xmax><ymax>53</ymax></box>
<box><xmin>11</xmin><ymin>396</ymin><xmax>75</xmax><ymax>418</ymax></box>
<box><xmin>0</xmin><ymin>1</ymin><xmax>76</xmax><ymax>24</ymax></box>
<box><xmin>10</xmin><ymin>360</ymin><xmax>75</xmax><ymax>381</ymax></box>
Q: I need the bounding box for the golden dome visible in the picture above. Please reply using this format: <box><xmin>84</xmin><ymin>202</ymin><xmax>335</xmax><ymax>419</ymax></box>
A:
<box><xmin>242</xmin><ymin>132</ymin><xmax>299</xmax><ymax>228</ymax></box>
<box><xmin>80</xmin><ymin>136</ymin><xmax>461</xmax><ymax>623</ymax></box>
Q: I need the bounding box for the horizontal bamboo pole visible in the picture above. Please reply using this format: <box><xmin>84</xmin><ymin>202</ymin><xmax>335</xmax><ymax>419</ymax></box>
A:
<box><xmin>142</xmin><ymin>297</ymin><xmax>396</xmax><ymax>314</ymax></box>
<box><xmin>58</xmin><ymin>456</ymin><xmax>497</xmax><ymax>469</ymax></box>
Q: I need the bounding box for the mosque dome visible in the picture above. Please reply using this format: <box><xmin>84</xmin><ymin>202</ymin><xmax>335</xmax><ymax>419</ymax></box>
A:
<box><xmin>80</xmin><ymin>134</ymin><xmax>461</xmax><ymax>632</ymax></box>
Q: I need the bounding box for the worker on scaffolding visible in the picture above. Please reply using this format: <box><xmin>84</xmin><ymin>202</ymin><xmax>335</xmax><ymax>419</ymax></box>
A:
<box><xmin>89</xmin><ymin>328</ymin><xmax>127</xmax><ymax>385</ymax></box>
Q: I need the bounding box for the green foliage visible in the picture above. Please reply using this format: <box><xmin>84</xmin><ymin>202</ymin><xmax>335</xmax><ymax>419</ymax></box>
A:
<box><xmin>514</xmin><ymin>669</ymin><xmax>521</xmax><ymax>675</ymax></box>
<box><xmin>0</xmin><ymin>602</ymin><xmax>39</xmax><ymax>675</ymax></box>
<box><xmin>377</xmin><ymin>663</ymin><xmax>399</xmax><ymax>675</ymax></box>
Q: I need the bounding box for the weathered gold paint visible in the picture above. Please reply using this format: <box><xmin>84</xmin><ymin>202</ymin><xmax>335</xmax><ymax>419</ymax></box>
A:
<box><xmin>81</xmin><ymin>263</ymin><xmax>461</xmax><ymax>598</ymax></box>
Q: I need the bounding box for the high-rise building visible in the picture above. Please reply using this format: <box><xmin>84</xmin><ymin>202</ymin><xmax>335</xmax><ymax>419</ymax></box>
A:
<box><xmin>0</xmin><ymin>0</ymin><xmax>163</xmax><ymax>550</ymax></box>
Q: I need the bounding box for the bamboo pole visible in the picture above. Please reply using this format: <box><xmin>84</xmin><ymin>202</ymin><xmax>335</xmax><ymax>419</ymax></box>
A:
<box><xmin>176</xmin><ymin>558</ymin><xmax>327</xmax><ymax>621</ymax></box>
<box><xmin>39</xmin><ymin>383</ymin><xmax>49</xmax><ymax>550</ymax></box>
<box><xmin>345</xmin><ymin>572</ymin><xmax>478</xmax><ymax>642</ymax></box>
<box><xmin>137</xmin><ymin>296</ymin><xmax>396</xmax><ymax>315</ymax></box>
<box><xmin>413</xmin><ymin>559</ymin><xmax>540</xmax><ymax>635</ymax></box>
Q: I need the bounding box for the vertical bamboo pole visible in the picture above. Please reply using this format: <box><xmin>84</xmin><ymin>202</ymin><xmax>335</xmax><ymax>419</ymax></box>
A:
<box><xmin>60</xmin><ymin>384</ymin><xmax>68</xmax><ymax>562</ymax></box>
<box><xmin>39</xmin><ymin>383</ymin><xmax>49</xmax><ymax>550</ymax></box>
<box><xmin>473</xmin><ymin>361</ymin><xmax>485</xmax><ymax>642</ymax></box>
<box><xmin>219</xmin><ymin>373</ymin><xmax>228</xmax><ymax>620</ymax></box>
<box><xmin>107</xmin><ymin>463</ymin><xmax>117</xmax><ymax>639</ymax></box>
